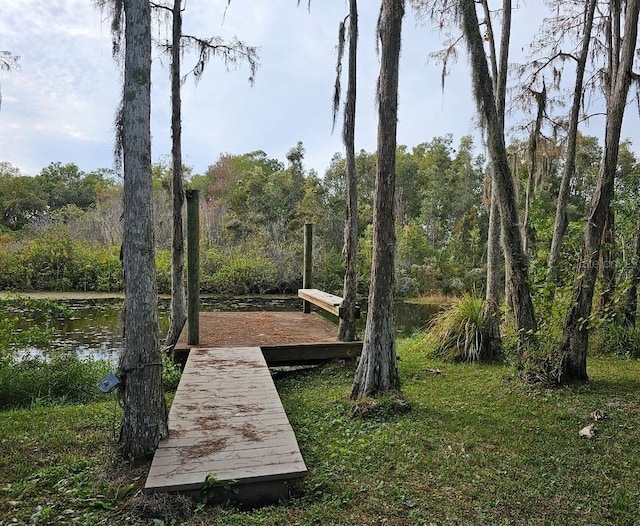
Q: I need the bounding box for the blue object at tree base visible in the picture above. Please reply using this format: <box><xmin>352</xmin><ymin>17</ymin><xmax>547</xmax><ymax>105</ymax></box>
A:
<box><xmin>99</xmin><ymin>372</ymin><xmax>120</xmax><ymax>393</ymax></box>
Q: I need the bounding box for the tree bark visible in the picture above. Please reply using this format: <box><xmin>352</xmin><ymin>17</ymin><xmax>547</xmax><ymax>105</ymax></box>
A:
<box><xmin>597</xmin><ymin>206</ymin><xmax>616</xmax><ymax>315</ymax></box>
<box><xmin>478</xmin><ymin>0</ymin><xmax>510</xmax><ymax>360</ymax></box>
<box><xmin>460</xmin><ymin>0</ymin><xmax>537</xmax><ymax>351</ymax></box>
<box><xmin>350</xmin><ymin>0</ymin><xmax>403</xmax><ymax>399</ymax></box>
<box><xmin>484</xmin><ymin>180</ymin><xmax>502</xmax><ymax>358</ymax></box>
<box><xmin>547</xmin><ymin>0</ymin><xmax>597</xmax><ymax>289</ymax></box>
<box><xmin>559</xmin><ymin>0</ymin><xmax>639</xmax><ymax>382</ymax></box>
<box><xmin>522</xmin><ymin>85</ymin><xmax>546</xmax><ymax>258</ymax></box>
<box><xmin>164</xmin><ymin>0</ymin><xmax>187</xmax><ymax>350</ymax></box>
<box><xmin>338</xmin><ymin>0</ymin><xmax>359</xmax><ymax>342</ymax></box>
<box><xmin>119</xmin><ymin>0</ymin><xmax>168</xmax><ymax>461</ymax></box>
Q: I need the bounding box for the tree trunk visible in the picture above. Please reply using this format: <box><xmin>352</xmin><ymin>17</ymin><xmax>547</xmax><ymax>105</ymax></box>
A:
<box><xmin>483</xmin><ymin>180</ymin><xmax>502</xmax><ymax>359</ymax></box>
<box><xmin>522</xmin><ymin>85</ymin><xmax>546</xmax><ymax>258</ymax></box>
<box><xmin>119</xmin><ymin>0</ymin><xmax>168</xmax><ymax>461</ymax></box>
<box><xmin>547</xmin><ymin>0</ymin><xmax>596</xmax><ymax>289</ymax></box>
<box><xmin>338</xmin><ymin>0</ymin><xmax>359</xmax><ymax>342</ymax></box>
<box><xmin>164</xmin><ymin>0</ymin><xmax>187</xmax><ymax>350</ymax></box>
<box><xmin>460</xmin><ymin>0</ymin><xmax>537</xmax><ymax>351</ymax></box>
<box><xmin>350</xmin><ymin>0</ymin><xmax>403</xmax><ymax>399</ymax></box>
<box><xmin>597</xmin><ymin>206</ymin><xmax>616</xmax><ymax>315</ymax></box>
<box><xmin>559</xmin><ymin>0</ymin><xmax>639</xmax><ymax>382</ymax></box>
<box><xmin>478</xmin><ymin>0</ymin><xmax>510</xmax><ymax>359</ymax></box>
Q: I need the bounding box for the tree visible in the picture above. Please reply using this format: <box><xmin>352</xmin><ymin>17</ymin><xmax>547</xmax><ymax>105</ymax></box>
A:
<box><xmin>410</xmin><ymin>0</ymin><xmax>510</xmax><ymax>359</ymax></box>
<box><xmin>458</xmin><ymin>0</ymin><xmax>537</xmax><ymax>352</ymax></box>
<box><xmin>0</xmin><ymin>50</ymin><xmax>19</xmax><ymax>111</ymax></box>
<box><xmin>118</xmin><ymin>0</ymin><xmax>168</xmax><ymax>460</ymax></box>
<box><xmin>480</xmin><ymin>0</ymin><xmax>510</xmax><ymax>360</ymax></box>
<box><xmin>163</xmin><ymin>0</ymin><xmax>188</xmax><ymax>349</ymax></box>
<box><xmin>546</xmin><ymin>0</ymin><xmax>597</xmax><ymax>289</ymax></box>
<box><xmin>0</xmin><ymin>163</ymin><xmax>47</xmax><ymax>230</ymax></box>
<box><xmin>332</xmin><ymin>0</ymin><xmax>360</xmax><ymax>342</ymax></box>
<box><xmin>153</xmin><ymin>0</ymin><xmax>259</xmax><ymax>350</ymax></box>
<box><xmin>521</xmin><ymin>83</ymin><xmax>546</xmax><ymax>258</ymax></box>
<box><xmin>36</xmin><ymin>162</ymin><xmax>104</xmax><ymax>211</ymax></box>
<box><xmin>350</xmin><ymin>0</ymin><xmax>404</xmax><ymax>400</ymax></box>
<box><xmin>615</xmin><ymin>143</ymin><xmax>640</xmax><ymax>326</ymax></box>
<box><xmin>558</xmin><ymin>0</ymin><xmax>640</xmax><ymax>382</ymax></box>
<box><xmin>622</xmin><ymin>208</ymin><xmax>640</xmax><ymax>327</ymax></box>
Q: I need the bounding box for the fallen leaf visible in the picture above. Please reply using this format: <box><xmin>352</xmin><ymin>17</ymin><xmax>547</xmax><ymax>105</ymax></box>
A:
<box><xmin>579</xmin><ymin>423</ymin><xmax>596</xmax><ymax>439</ymax></box>
<box><xmin>591</xmin><ymin>409</ymin><xmax>608</xmax><ymax>421</ymax></box>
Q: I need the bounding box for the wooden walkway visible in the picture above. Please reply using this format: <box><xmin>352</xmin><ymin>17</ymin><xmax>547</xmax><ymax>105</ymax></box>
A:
<box><xmin>145</xmin><ymin>346</ymin><xmax>307</xmax><ymax>502</ymax></box>
<box><xmin>145</xmin><ymin>311</ymin><xmax>363</xmax><ymax>504</ymax></box>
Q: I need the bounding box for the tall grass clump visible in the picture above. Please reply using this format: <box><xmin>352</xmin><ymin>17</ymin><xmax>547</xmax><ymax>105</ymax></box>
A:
<box><xmin>590</xmin><ymin>318</ymin><xmax>640</xmax><ymax>358</ymax></box>
<box><xmin>0</xmin><ymin>353</ymin><xmax>110</xmax><ymax>409</ymax></box>
<box><xmin>0</xmin><ymin>296</ymin><xmax>112</xmax><ymax>409</ymax></box>
<box><xmin>421</xmin><ymin>295</ymin><xmax>491</xmax><ymax>362</ymax></box>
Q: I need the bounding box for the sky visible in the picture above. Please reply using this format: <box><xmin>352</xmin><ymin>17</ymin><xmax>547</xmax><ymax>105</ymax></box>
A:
<box><xmin>0</xmin><ymin>1</ymin><xmax>638</xmax><ymax>178</ymax></box>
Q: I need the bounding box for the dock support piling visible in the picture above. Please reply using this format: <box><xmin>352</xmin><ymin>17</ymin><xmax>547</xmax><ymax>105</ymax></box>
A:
<box><xmin>186</xmin><ymin>189</ymin><xmax>200</xmax><ymax>345</ymax></box>
<box><xmin>303</xmin><ymin>223</ymin><xmax>313</xmax><ymax>313</ymax></box>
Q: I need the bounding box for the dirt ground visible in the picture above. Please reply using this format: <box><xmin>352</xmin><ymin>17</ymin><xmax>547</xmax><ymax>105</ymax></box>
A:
<box><xmin>175</xmin><ymin>311</ymin><xmax>340</xmax><ymax>349</ymax></box>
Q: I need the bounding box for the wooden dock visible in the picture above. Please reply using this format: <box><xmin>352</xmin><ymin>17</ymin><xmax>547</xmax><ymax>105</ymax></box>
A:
<box><xmin>173</xmin><ymin>311</ymin><xmax>362</xmax><ymax>365</ymax></box>
<box><xmin>145</xmin><ymin>346</ymin><xmax>307</xmax><ymax>503</ymax></box>
<box><xmin>146</xmin><ymin>311</ymin><xmax>362</xmax><ymax>505</ymax></box>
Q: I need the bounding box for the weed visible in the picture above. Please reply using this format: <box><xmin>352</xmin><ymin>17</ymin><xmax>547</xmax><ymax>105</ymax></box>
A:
<box><xmin>418</xmin><ymin>295</ymin><xmax>493</xmax><ymax>362</ymax></box>
<box><xmin>0</xmin><ymin>352</ymin><xmax>110</xmax><ymax>409</ymax></box>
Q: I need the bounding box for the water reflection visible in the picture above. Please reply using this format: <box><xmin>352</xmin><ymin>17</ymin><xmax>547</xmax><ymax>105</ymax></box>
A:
<box><xmin>7</xmin><ymin>296</ymin><xmax>444</xmax><ymax>362</ymax></box>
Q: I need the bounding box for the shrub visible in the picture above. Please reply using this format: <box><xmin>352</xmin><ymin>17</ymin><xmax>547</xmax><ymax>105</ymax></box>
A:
<box><xmin>0</xmin><ymin>234</ymin><xmax>123</xmax><ymax>292</ymax></box>
<box><xmin>199</xmin><ymin>249</ymin><xmax>277</xmax><ymax>294</ymax></box>
<box><xmin>155</xmin><ymin>249</ymin><xmax>172</xmax><ymax>295</ymax></box>
<box><xmin>0</xmin><ymin>353</ymin><xmax>110</xmax><ymax>409</ymax></box>
<box><xmin>313</xmin><ymin>248</ymin><xmax>344</xmax><ymax>294</ymax></box>
<box><xmin>422</xmin><ymin>295</ymin><xmax>491</xmax><ymax>362</ymax></box>
<box><xmin>591</xmin><ymin>320</ymin><xmax>640</xmax><ymax>359</ymax></box>
<box><xmin>163</xmin><ymin>354</ymin><xmax>182</xmax><ymax>392</ymax></box>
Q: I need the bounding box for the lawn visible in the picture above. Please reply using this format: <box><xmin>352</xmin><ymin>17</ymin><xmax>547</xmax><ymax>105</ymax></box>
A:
<box><xmin>1</xmin><ymin>342</ymin><xmax>639</xmax><ymax>525</ymax></box>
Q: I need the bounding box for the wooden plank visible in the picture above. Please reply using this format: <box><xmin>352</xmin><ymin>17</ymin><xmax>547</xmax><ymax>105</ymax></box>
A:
<box><xmin>175</xmin><ymin>311</ymin><xmax>341</xmax><ymax>351</ymax></box>
<box><xmin>297</xmin><ymin>289</ymin><xmax>360</xmax><ymax>319</ymax></box>
<box><xmin>145</xmin><ymin>346</ymin><xmax>307</xmax><ymax>495</ymax></box>
<box><xmin>298</xmin><ymin>288</ymin><xmax>342</xmax><ymax>317</ymax></box>
<box><xmin>261</xmin><ymin>341</ymin><xmax>362</xmax><ymax>365</ymax></box>
<box><xmin>146</xmin><ymin>462</ymin><xmax>307</xmax><ymax>493</ymax></box>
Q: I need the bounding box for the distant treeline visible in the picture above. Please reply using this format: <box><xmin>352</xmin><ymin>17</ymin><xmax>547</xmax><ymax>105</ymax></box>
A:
<box><xmin>1</xmin><ymin>134</ymin><xmax>639</xmax><ymax>299</ymax></box>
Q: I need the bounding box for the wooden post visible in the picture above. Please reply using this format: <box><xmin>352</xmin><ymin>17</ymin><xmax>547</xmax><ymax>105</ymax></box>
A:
<box><xmin>186</xmin><ymin>189</ymin><xmax>200</xmax><ymax>345</ymax></box>
<box><xmin>303</xmin><ymin>222</ymin><xmax>313</xmax><ymax>313</ymax></box>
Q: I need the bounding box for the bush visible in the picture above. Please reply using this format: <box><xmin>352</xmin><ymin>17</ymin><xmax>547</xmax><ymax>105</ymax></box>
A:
<box><xmin>163</xmin><ymin>354</ymin><xmax>182</xmax><ymax>392</ymax></box>
<box><xmin>0</xmin><ymin>233</ymin><xmax>122</xmax><ymax>292</ymax></box>
<box><xmin>313</xmin><ymin>248</ymin><xmax>345</xmax><ymax>295</ymax></box>
<box><xmin>200</xmin><ymin>249</ymin><xmax>277</xmax><ymax>294</ymax></box>
<box><xmin>421</xmin><ymin>295</ymin><xmax>491</xmax><ymax>362</ymax></box>
<box><xmin>155</xmin><ymin>249</ymin><xmax>172</xmax><ymax>295</ymax></box>
<box><xmin>591</xmin><ymin>320</ymin><xmax>640</xmax><ymax>359</ymax></box>
<box><xmin>0</xmin><ymin>353</ymin><xmax>110</xmax><ymax>409</ymax></box>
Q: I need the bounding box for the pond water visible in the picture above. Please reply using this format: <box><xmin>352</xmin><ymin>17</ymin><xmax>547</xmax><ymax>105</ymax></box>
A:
<box><xmin>7</xmin><ymin>295</ymin><xmax>443</xmax><ymax>363</ymax></box>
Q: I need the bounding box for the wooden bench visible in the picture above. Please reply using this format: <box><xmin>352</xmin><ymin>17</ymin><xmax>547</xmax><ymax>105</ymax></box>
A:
<box><xmin>298</xmin><ymin>288</ymin><xmax>360</xmax><ymax>319</ymax></box>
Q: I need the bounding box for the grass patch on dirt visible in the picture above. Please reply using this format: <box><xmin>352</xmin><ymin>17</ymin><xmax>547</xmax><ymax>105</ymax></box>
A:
<box><xmin>2</xmin><ymin>343</ymin><xmax>640</xmax><ymax>525</ymax></box>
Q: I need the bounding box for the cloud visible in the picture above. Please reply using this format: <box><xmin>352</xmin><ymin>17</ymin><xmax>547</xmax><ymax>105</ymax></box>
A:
<box><xmin>1</xmin><ymin>0</ymin><xmax>636</xmax><ymax>178</ymax></box>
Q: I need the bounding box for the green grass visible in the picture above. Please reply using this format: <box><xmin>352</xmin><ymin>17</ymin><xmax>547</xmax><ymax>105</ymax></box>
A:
<box><xmin>2</xmin><ymin>344</ymin><xmax>640</xmax><ymax>525</ymax></box>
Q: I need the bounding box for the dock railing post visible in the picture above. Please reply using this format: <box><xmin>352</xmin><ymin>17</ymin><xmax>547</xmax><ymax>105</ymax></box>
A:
<box><xmin>303</xmin><ymin>222</ymin><xmax>313</xmax><ymax>313</ymax></box>
<box><xmin>186</xmin><ymin>189</ymin><xmax>200</xmax><ymax>345</ymax></box>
